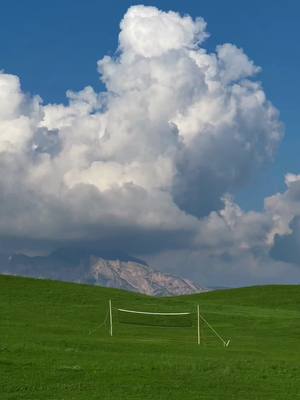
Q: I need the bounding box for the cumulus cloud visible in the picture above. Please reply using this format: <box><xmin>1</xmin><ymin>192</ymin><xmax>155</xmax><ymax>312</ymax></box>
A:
<box><xmin>265</xmin><ymin>175</ymin><xmax>300</xmax><ymax>266</ymax></box>
<box><xmin>118</xmin><ymin>5</ymin><xmax>208</xmax><ymax>58</ymax></box>
<box><xmin>148</xmin><ymin>193</ymin><xmax>300</xmax><ymax>286</ymax></box>
<box><xmin>1</xmin><ymin>5</ymin><xmax>297</xmax><ymax>286</ymax></box>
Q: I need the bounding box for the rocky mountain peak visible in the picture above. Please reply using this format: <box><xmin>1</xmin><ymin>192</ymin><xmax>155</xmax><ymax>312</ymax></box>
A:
<box><xmin>88</xmin><ymin>257</ymin><xmax>205</xmax><ymax>296</ymax></box>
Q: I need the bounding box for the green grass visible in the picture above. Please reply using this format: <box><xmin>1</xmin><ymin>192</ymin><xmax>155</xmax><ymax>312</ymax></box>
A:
<box><xmin>1</xmin><ymin>275</ymin><xmax>300</xmax><ymax>399</ymax></box>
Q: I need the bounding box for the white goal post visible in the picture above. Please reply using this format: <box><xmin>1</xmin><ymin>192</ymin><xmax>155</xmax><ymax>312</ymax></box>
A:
<box><xmin>107</xmin><ymin>299</ymin><xmax>230</xmax><ymax>347</ymax></box>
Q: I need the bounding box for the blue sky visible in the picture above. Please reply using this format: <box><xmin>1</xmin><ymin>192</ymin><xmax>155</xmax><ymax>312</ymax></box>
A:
<box><xmin>1</xmin><ymin>0</ymin><xmax>299</xmax><ymax>211</ymax></box>
<box><xmin>1</xmin><ymin>1</ymin><xmax>300</xmax><ymax>285</ymax></box>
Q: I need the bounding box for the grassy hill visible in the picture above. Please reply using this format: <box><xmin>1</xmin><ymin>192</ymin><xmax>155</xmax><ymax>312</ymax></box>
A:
<box><xmin>1</xmin><ymin>275</ymin><xmax>300</xmax><ymax>399</ymax></box>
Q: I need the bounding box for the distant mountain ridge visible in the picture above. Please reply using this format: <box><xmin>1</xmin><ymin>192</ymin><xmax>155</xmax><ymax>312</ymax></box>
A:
<box><xmin>0</xmin><ymin>248</ymin><xmax>206</xmax><ymax>296</ymax></box>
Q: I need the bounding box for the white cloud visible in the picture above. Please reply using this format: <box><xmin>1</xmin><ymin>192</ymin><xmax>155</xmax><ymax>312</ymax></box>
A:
<box><xmin>216</xmin><ymin>43</ymin><xmax>261</xmax><ymax>83</ymax></box>
<box><xmin>147</xmin><ymin>193</ymin><xmax>300</xmax><ymax>286</ymax></box>
<box><xmin>0</xmin><ymin>73</ymin><xmax>42</xmax><ymax>153</ymax></box>
<box><xmin>119</xmin><ymin>5</ymin><xmax>208</xmax><ymax>58</ymax></box>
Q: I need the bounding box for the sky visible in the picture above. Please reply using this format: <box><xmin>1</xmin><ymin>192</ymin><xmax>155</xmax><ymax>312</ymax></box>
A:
<box><xmin>1</xmin><ymin>1</ymin><xmax>300</xmax><ymax>287</ymax></box>
<box><xmin>1</xmin><ymin>0</ymin><xmax>300</xmax><ymax>209</ymax></box>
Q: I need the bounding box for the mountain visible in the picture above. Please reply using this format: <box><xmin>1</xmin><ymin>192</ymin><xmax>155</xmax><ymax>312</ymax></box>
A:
<box><xmin>0</xmin><ymin>248</ymin><xmax>206</xmax><ymax>296</ymax></box>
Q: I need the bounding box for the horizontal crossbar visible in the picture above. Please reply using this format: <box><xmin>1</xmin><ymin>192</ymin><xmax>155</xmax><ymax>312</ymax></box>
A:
<box><xmin>116</xmin><ymin>308</ymin><xmax>192</xmax><ymax>316</ymax></box>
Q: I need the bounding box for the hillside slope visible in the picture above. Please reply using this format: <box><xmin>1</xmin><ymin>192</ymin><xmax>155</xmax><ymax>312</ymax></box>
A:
<box><xmin>1</xmin><ymin>275</ymin><xmax>300</xmax><ymax>399</ymax></box>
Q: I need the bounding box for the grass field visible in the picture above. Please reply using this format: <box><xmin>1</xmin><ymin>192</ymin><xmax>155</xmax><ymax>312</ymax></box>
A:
<box><xmin>1</xmin><ymin>275</ymin><xmax>300</xmax><ymax>399</ymax></box>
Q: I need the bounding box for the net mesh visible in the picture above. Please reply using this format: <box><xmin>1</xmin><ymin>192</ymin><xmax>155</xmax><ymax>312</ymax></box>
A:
<box><xmin>116</xmin><ymin>308</ymin><xmax>194</xmax><ymax>328</ymax></box>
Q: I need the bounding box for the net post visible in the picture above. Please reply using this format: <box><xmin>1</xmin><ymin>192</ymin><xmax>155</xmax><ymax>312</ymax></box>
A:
<box><xmin>197</xmin><ymin>304</ymin><xmax>200</xmax><ymax>345</ymax></box>
<box><xmin>109</xmin><ymin>299</ymin><xmax>113</xmax><ymax>337</ymax></box>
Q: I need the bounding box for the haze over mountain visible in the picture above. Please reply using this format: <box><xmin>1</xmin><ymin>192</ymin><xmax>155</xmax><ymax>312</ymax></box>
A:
<box><xmin>0</xmin><ymin>248</ymin><xmax>205</xmax><ymax>296</ymax></box>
